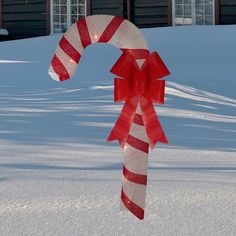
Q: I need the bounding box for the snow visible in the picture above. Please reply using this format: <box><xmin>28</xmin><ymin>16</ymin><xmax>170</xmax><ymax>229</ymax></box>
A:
<box><xmin>0</xmin><ymin>25</ymin><xmax>236</xmax><ymax>235</ymax></box>
<box><xmin>0</xmin><ymin>29</ymin><xmax>8</xmax><ymax>36</ymax></box>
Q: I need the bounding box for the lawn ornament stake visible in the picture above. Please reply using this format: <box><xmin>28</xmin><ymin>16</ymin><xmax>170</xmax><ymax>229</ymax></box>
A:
<box><xmin>48</xmin><ymin>15</ymin><xmax>170</xmax><ymax>220</ymax></box>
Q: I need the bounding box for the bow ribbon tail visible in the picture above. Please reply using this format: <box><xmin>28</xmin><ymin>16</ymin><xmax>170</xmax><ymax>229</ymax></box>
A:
<box><xmin>107</xmin><ymin>97</ymin><xmax>139</xmax><ymax>148</ymax></box>
<box><xmin>140</xmin><ymin>97</ymin><xmax>168</xmax><ymax>149</ymax></box>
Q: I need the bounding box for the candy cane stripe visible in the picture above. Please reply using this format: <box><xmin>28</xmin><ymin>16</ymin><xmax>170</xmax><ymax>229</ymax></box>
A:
<box><xmin>124</xmin><ymin>151</ymin><xmax>148</xmax><ymax>176</ymax></box>
<box><xmin>98</xmin><ymin>16</ymin><xmax>125</xmax><ymax>43</ymax></box>
<box><xmin>121</xmin><ymin>188</ymin><xmax>144</xmax><ymax>220</ymax></box>
<box><xmin>129</xmin><ymin>123</ymin><xmax>149</xmax><ymax>143</ymax></box>
<box><xmin>123</xmin><ymin>165</ymin><xmax>147</xmax><ymax>185</ymax></box>
<box><xmin>126</xmin><ymin>135</ymin><xmax>149</xmax><ymax>154</ymax></box>
<box><xmin>55</xmin><ymin>46</ymin><xmax>77</xmax><ymax>77</ymax></box>
<box><xmin>77</xmin><ymin>19</ymin><xmax>91</xmax><ymax>48</ymax></box>
<box><xmin>59</xmin><ymin>36</ymin><xmax>81</xmax><ymax>63</ymax></box>
<box><xmin>64</xmin><ymin>24</ymin><xmax>84</xmax><ymax>55</ymax></box>
<box><xmin>121</xmin><ymin>49</ymin><xmax>149</xmax><ymax>59</ymax></box>
<box><xmin>122</xmin><ymin>174</ymin><xmax>147</xmax><ymax>207</ymax></box>
<box><xmin>51</xmin><ymin>55</ymin><xmax>70</xmax><ymax>81</ymax></box>
<box><xmin>108</xmin><ymin>20</ymin><xmax>146</xmax><ymax>49</ymax></box>
<box><xmin>86</xmin><ymin>15</ymin><xmax>113</xmax><ymax>43</ymax></box>
<box><xmin>133</xmin><ymin>113</ymin><xmax>144</xmax><ymax>126</ymax></box>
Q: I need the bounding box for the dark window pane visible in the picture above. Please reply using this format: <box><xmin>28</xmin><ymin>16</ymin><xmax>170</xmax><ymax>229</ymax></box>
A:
<box><xmin>61</xmin><ymin>24</ymin><xmax>67</xmax><ymax>32</ymax></box>
<box><xmin>206</xmin><ymin>0</ymin><xmax>213</xmax><ymax>4</ymax></box>
<box><xmin>184</xmin><ymin>0</ymin><xmax>191</xmax><ymax>4</ymax></box>
<box><xmin>53</xmin><ymin>15</ymin><xmax>59</xmax><ymax>22</ymax></box>
<box><xmin>79</xmin><ymin>6</ymin><xmax>85</xmax><ymax>15</ymax></box>
<box><xmin>71</xmin><ymin>15</ymin><xmax>78</xmax><ymax>23</ymax></box>
<box><xmin>196</xmin><ymin>15</ymin><xmax>204</xmax><ymax>24</ymax></box>
<box><xmin>61</xmin><ymin>14</ymin><xmax>67</xmax><ymax>23</ymax></box>
<box><xmin>196</xmin><ymin>0</ymin><xmax>204</xmax><ymax>4</ymax></box>
<box><xmin>53</xmin><ymin>24</ymin><xmax>62</xmax><ymax>33</ymax></box>
<box><xmin>205</xmin><ymin>16</ymin><xmax>213</xmax><ymax>25</ymax></box>
<box><xmin>196</xmin><ymin>4</ymin><xmax>204</xmax><ymax>16</ymax></box>
<box><xmin>175</xmin><ymin>5</ymin><xmax>183</xmax><ymax>16</ymax></box>
<box><xmin>71</xmin><ymin>6</ymin><xmax>77</xmax><ymax>14</ymax></box>
<box><xmin>61</xmin><ymin>6</ymin><xmax>67</xmax><ymax>14</ymax></box>
<box><xmin>53</xmin><ymin>6</ymin><xmax>59</xmax><ymax>14</ymax></box>
<box><xmin>176</xmin><ymin>0</ymin><xmax>183</xmax><ymax>4</ymax></box>
<box><xmin>205</xmin><ymin>5</ymin><xmax>213</xmax><ymax>15</ymax></box>
<box><xmin>184</xmin><ymin>4</ymin><xmax>191</xmax><ymax>15</ymax></box>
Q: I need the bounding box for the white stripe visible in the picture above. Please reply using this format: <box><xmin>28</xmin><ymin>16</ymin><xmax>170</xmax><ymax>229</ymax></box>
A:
<box><xmin>129</xmin><ymin>30</ymin><xmax>149</xmax><ymax>49</ymax></box>
<box><xmin>123</xmin><ymin>159</ymin><xmax>148</xmax><ymax>178</ymax></box>
<box><xmin>64</xmin><ymin>23</ymin><xmax>84</xmax><ymax>55</ymax></box>
<box><xmin>136</xmin><ymin>103</ymin><xmax>142</xmax><ymax>115</ymax></box>
<box><xmin>124</xmin><ymin>143</ymin><xmax>148</xmax><ymax>175</ymax></box>
<box><xmin>86</xmin><ymin>15</ymin><xmax>114</xmax><ymax>44</ymax></box>
<box><xmin>48</xmin><ymin>65</ymin><xmax>60</xmax><ymax>81</ymax></box>
<box><xmin>108</xmin><ymin>20</ymin><xmax>148</xmax><ymax>50</ymax></box>
<box><xmin>129</xmin><ymin>122</ymin><xmax>149</xmax><ymax>143</ymax></box>
<box><xmin>136</xmin><ymin>59</ymin><xmax>146</xmax><ymax>68</ymax></box>
<box><xmin>55</xmin><ymin>46</ymin><xmax>77</xmax><ymax>77</ymax></box>
<box><xmin>122</xmin><ymin>177</ymin><xmax>146</xmax><ymax>209</ymax></box>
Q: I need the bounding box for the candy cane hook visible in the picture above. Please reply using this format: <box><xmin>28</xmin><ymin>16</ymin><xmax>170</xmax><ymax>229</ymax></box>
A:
<box><xmin>49</xmin><ymin>15</ymin><xmax>149</xmax><ymax>81</ymax></box>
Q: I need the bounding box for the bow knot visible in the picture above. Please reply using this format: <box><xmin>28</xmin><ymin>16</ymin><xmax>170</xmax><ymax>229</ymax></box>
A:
<box><xmin>107</xmin><ymin>50</ymin><xmax>170</xmax><ymax>149</ymax></box>
<box><xmin>132</xmin><ymin>71</ymin><xmax>147</xmax><ymax>96</ymax></box>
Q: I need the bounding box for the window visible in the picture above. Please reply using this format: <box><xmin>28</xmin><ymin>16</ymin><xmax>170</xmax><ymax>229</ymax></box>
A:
<box><xmin>51</xmin><ymin>0</ymin><xmax>86</xmax><ymax>33</ymax></box>
<box><xmin>196</xmin><ymin>0</ymin><xmax>214</xmax><ymax>25</ymax></box>
<box><xmin>173</xmin><ymin>0</ymin><xmax>214</xmax><ymax>26</ymax></box>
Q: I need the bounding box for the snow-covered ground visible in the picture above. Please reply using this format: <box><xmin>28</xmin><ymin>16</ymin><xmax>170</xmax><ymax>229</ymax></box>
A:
<box><xmin>0</xmin><ymin>25</ymin><xmax>236</xmax><ymax>235</ymax></box>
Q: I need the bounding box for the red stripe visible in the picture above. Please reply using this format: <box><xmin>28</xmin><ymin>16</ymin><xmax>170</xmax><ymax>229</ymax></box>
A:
<box><xmin>121</xmin><ymin>49</ymin><xmax>149</xmax><ymax>59</ymax></box>
<box><xmin>133</xmin><ymin>114</ymin><xmax>144</xmax><ymax>126</ymax></box>
<box><xmin>77</xmin><ymin>19</ymin><xmax>91</xmax><ymax>48</ymax></box>
<box><xmin>59</xmin><ymin>36</ymin><xmax>81</xmax><ymax>63</ymax></box>
<box><xmin>51</xmin><ymin>55</ymin><xmax>70</xmax><ymax>81</ymax></box>
<box><xmin>121</xmin><ymin>189</ymin><xmax>144</xmax><ymax>220</ymax></box>
<box><xmin>126</xmin><ymin>135</ymin><xmax>149</xmax><ymax>154</ymax></box>
<box><xmin>123</xmin><ymin>165</ymin><xmax>147</xmax><ymax>185</ymax></box>
<box><xmin>98</xmin><ymin>16</ymin><xmax>125</xmax><ymax>43</ymax></box>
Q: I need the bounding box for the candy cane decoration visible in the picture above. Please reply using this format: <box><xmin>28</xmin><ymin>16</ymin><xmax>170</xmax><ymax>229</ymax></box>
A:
<box><xmin>48</xmin><ymin>15</ymin><xmax>169</xmax><ymax>220</ymax></box>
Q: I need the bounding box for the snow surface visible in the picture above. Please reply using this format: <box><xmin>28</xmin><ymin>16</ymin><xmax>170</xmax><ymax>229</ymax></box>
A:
<box><xmin>0</xmin><ymin>29</ymin><xmax>8</xmax><ymax>36</ymax></box>
<box><xmin>0</xmin><ymin>25</ymin><xmax>236</xmax><ymax>235</ymax></box>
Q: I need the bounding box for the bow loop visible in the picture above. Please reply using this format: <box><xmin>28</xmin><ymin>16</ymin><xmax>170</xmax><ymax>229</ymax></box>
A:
<box><xmin>149</xmin><ymin>80</ymin><xmax>166</xmax><ymax>104</ymax></box>
<box><xmin>114</xmin><ymin>78</ymin><xmax>128</xmax><ymax>102</ymax></box>
<box><xmin>143</xmin><ymin>52</ymin><xmax>170</xmax><ymax>80</ymax></box>
<box><xmin>110</xmin><ymin>50</ymin><xmax>139</xmax><ymax>80</ymax></box>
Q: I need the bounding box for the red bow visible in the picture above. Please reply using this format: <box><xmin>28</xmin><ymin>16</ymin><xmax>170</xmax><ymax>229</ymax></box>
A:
<box><xmin>107</xmin><ymin>51</ymin><xmax>170</xmax><ymax>149</ymax></box>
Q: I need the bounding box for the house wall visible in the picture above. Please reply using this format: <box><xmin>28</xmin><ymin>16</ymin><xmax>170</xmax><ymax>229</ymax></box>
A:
<box><xmin>91</xmin><ymin>0</ymin><xmax>124</xmax><ymax>17</ymax></box>
<box><xmin>91</xmin><ymin>0</ymin><xmax>170</xmax><ymax>28</ymax></box>
<box><xmin>220</xmin><ymin>0</ymin><xmax>236</xmax><ymax>24</ymax></box>
<box><xmin>2</xmin><ymin>0</ymin><xmax>48</xmax><ymax>39</ymax></box>
<box><xmin>131</xmin><ymin>0</ymin><xmax>170</xmax><ymax>28</ymax></box>
<box><xmin>0</xmin><ymin>0</ymin><xmax>2</xmax><ymax>28</ymax></box>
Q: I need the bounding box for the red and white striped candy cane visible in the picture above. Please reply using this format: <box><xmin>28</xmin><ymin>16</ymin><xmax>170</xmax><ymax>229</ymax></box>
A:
<box><xmin>49</xmin><ymin>15</ymin><xmax>150</xmax><ymax>220</ymax></box>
